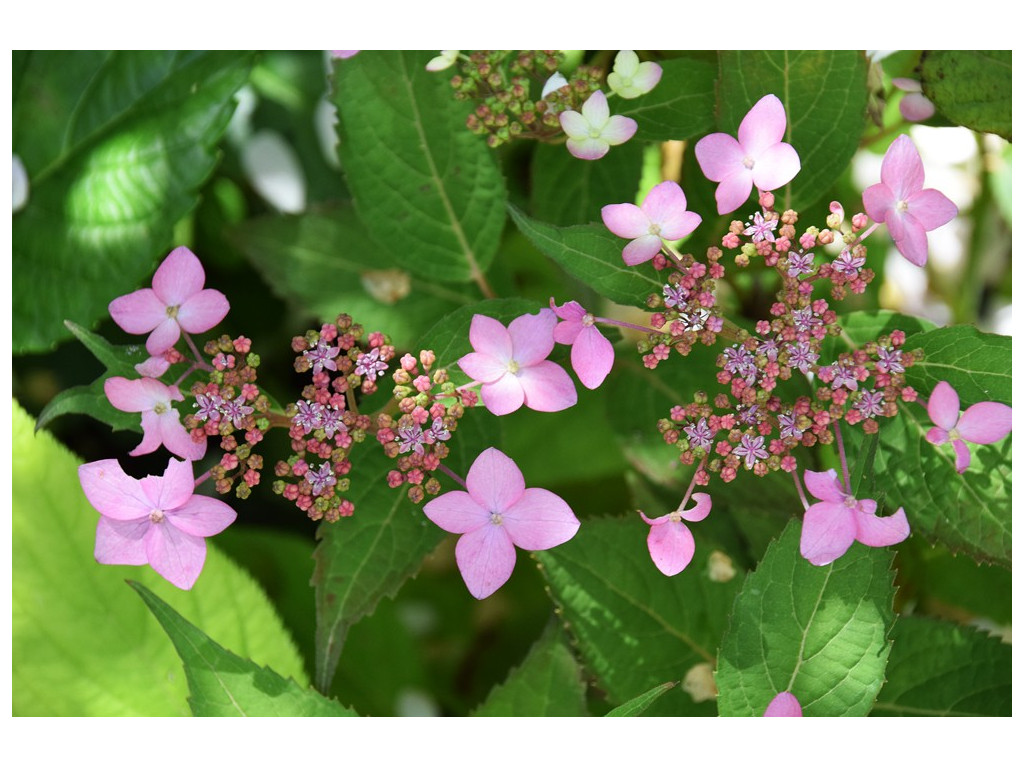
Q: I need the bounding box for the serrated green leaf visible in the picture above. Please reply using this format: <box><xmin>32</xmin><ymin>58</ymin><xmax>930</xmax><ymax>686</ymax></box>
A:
<box><xmin>13</xmin><ymin>51</ymin><xmax>252</xmax><ymax>352</ymax></box>
<box><xmin>920</xmin><ymin>51</ymin><xmax>1011</xmax><ymax>140</ymax></box>
<box><xmin>131</xmin><ymin>582</ymin><xmax>356</xmax><ymax>716</ymax></box>
<box><xmin>604</xmin><ymin>681</ymin><xmax>678</xmax><ymax>717</ymax></box>
<box><xmin>472</xmin><ymin>622</ymin><xmax>588</xmax><ymax>716</ymax></box>
<box><xmin>508</xmin><ymin>205</ymin><xmax>663</xmax><ymax>307</ymax></box>
<box><xmin>332</xmin><ymin>51</ymin><xmax>507</xmax><ymax>284</ymax></box>
<box><xmin>536</xmin><ymin>516</ymin><xmax>743</xmax><ymax>715</ymax></box>
<box><xmin>619</xmin><ymin>56</ymin><xmax>717</xmax><ymax>142</ymax></box>
<box><xmin>12</xmin><ymin>401</ymin><xmax>305</xmax><ymax>716</ymax></box>
<box><xmin>717</xmin><ymin>51</ymin><xmax>869</xmax><ymax>211</ymax></box>
<box><xmin>716</xmin><ymin>519</ymin><xmax>897</xmax><ymax>717</ymax></box>
<box><xmin>902</xmin><ymin>325</ymin><xmax>1012</xmax><ymax>405</ymax></box>
<box><xmin>872</xmin><ymin>616</ymin><xmax>1010</xmax><ymax>716</ymax></box>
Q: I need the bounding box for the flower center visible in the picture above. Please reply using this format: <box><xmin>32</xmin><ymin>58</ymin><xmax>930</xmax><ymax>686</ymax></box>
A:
<box><xmin>490</xmin><ymin>512</ymin><xmax>504</xmax><ymax>526</ymax></box>
<box><xmin>149</xmin><ymin>509</ymin><xmax>165</xmax><ymax>524</ymax></box>
<box><xmin>668</xmin><ymin>510</ymin><xmax>683</xmax><ymax>523</ymax></box>
<box><xmin>742</xmin><ymin>155</ymin><xmax>755</xmax><ymax>170</ymax></box>
<box><xmin>843</xmin><ymin>495</ymin><xmax>857</xmax><ymax>509</ymax></box>
<box><xmin>154</xmin><ymin>402</ymin><xmax>168</xmax><ymax>415</ymax></box>
<box><xmin>948</xmin><ymin>427</ymin><xmax>961</xmax><ymax>441</ymax></box>
<box><xmin>582</xmin><ymin>313</ymin><xmax>595</xmax><ymax>327</ymax></box>
<box><xmin>166</xmin><ymin>304</ymin><xmax>180</xmax><ymax>319</ymax></box>
<box><xmin>896</xmin><ymin>199</ymin><xmax>910</xmax><ymax>213</ymax></box>
<box><xmin>507</xmin><ymin>359</ymin><xmax>520</xmax><ymax>375</ymax></box>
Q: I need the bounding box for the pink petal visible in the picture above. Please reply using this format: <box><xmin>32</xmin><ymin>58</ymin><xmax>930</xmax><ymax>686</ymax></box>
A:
<box><xmin>714</xmin><ymin>171</ymin><xmax>754</xmax><ymax>215</ymax></box>
<box><xmin>694</xmin><ymin>133</ymin><xmax>745</xmax><ymax>182</ymax></box>
<box><xmin>601</xmin><ymin>115</ymin><xmax>638</xmax><ymax>146</ymax></box>
<box><xmin>108</xmin><ymin>288</ymin><xmax>166</xmax><ymax>334</ymax></box>
<box><xmin>558</xmin><ymin>110</ymin><xmax>589</xmax><ymax>140</ymax></box>
<box><xmin>738</xmin><ymin>95</ymin><xmax>788</xmax><ymax>157</ymax></box>
<box><xmin>502</xmin><ymin>487</ymin><xmax>580</xmax><ymax>550</ymax></box>
<box><xmin>146</xmin><ymin>317</ymin><xmax>182</xmax><ymax>356</ymax></box>
<box><xmin>899</xmin><ymin>92</ymin><xmax>935</xmax><ymax>122</ymax></box>
<box><xmin>104</xmin><ymin>376</ymin><xmax>178</xmax><ymax>413</ymax></box>
<box><xmin>925</xmin><ymin>426</ymin><xmax>949</xmax><ymax>446</ymax></box>
<box><xmin>927</xmin><ymin>381</ymin><xmax>961</xmax><ymax>432</ymax></box>
<box><xmin>566</xmin><ymin>137</ymin><xmax>609</xmax><ymax>161</ymax></box>
<box><xmin>892</xmin><ymin>78</ymin><xmax>923</xmax><ymax>93</ymax></box>
<box><xmin>751</xmin><ymin>142</ymin><xmax>800</xmax><ymax>192</ymax></box>
<box><xmin>800</xmin><ymin>502</ymin><xmax>856</xmax><ymax>566</ymax></box>
<box><xmin>956</xmin><ymin>402</ymin><xmax>1012</xmax><ymax>444</ymax></box>
<box><xmin>571</xmin><ymin>326</ymin><xmax>614</xmax><ymax>389</ymax></box>
<box><xmin>145</xmin><ymin>523</ymin><xmax>207</xmax><ymax>590</ymax></box>
<box><xmin>458</xmin><ymin>351</ymin><xmax>509</xmax><ymax>384</ymax></box>
<box><xmin>855</xmin><ymin>505</ymin><xmax>910</xmax><ymax>548</ymax></box>
<box><xmin>630</xmin><ymin>61</ymin><xmax>662</xmax><ymax>95</ymax></box>
<box><xmin>517</xmin><ymin>360</ymin><xmax>578</xmax><ymax>412</ymax></box>
<box><xmin>423</xmin><ymin>490</ymin><xmax>489</xmax><ymax>534</ymax></box>
<box><xmin>880</xmin><ymin>135</ymin><xmax>924</xmax><ymax>200</ymax></box>
<box><xmin>454</xmin><ymin>524</ymin><xmax>517</xmax><ymax>600</ymax></box>
<box><xmin>764</xmin><ymin>692</ymin><xmax>802</xmax><ymax>717</ymax></box>
<box><xmin>468</xmin><ymin>314</ymin><xmax>513</xmax><ymax>362</ymax></box>
<box><xmin>79</xmin><ymin>459</ymin><xmax>151</xmax><ymax>520</ymax></box>
<box><xmin>152</xmin><ymin>246</ymin><xmax>206</xmax><ymax>307</ymax></box>
<box><xmin>480</xmin><ymin>374</ymin><xmax>525</xmax><ymax>416</ymax></box>
<box><xmin>680</xmin><ymin>492</ymin><xmax>712</xmax><ymax>522</ymax></box>
<box><xmin>130</xmin><ymin>410</ymin><xmax>165</xmax><ymax>457</ymax></box>
<box><xmin>551</xmin><ymin>299</ymin><xmax>587</xmax><ymax>324</ymax></box>
<box><xmin>889</xmin><ymin>212</ymin><xmax>930</xmax><ymax>267</ymax></box>
<box><xmin>176</xmin><ymin>289</ymin><xmax>230</xmax><ymax>334</ymax></box>
<box><xmin>508</xmin><ymin>308</ymin><xmax>557</xmax><ymax>366</ymax></box>
<box><xmin>94</xmin><ymin>516</ymin><xmax>150</xmax><ymax>565</ymax></box>
<box><xmin>622</xmin><ymin>235</ymin><xmax>664</xmax><ymax>266</ymax></box>
<box><xmin>580</xmin><ymin>90</ymin><xmax>610</xmax><ymax>125</ymax></box>
<box><xmin>466</xmin><ymin>447</ymin><xmax>526</xmax><ymax>514</ymax></box>
<box><xmin>553</xmin><ymin>319</ymin><xmax>583</xmax><ymax>346</ymax></box>
<box><xmin>907</xmin><ymin>189</ymin><xmax>958</xmax><ymax>231</ymax></box>
<box><xmin>952</xmin><ymin>439</ymin><xmax>972</xmax><ymax>474</ymax></box>
<box><xmin>167</xmin><ymin>495</ymin><xmax>237</xmax><ymax>537</ymax></box>
<box><xmin>142</xmin><ymin>457</ymin><xmax>196</xmax><ymax>511</ymax></box>
<box><xmin>646</xmin><ymin>518</ymin><xmax>695</xmax><ymax>576</ymax></box>
<box><xmin>802</xmin><ymin>469</ymin><xmax>846</xmax><ymax>503</ymax></box>
<box><xmin>158</xmin><ymin>410</ymin><xmax>207</xmax><ymax>461</ymax></box>
<box><xmin>135</xmin><ymin>355</ymin><xmax>171</xmax><ymax>377</ymax></box>
<box><xmin>658</xmin><ymin>210</ymin><xmax>702</xmax><ymax>242</ymax></box>
<box><xmin>862</xmin><ymin>182</ymin><xmax>896</xmax><ymax>223</ymax></box>
<box><xmin>601</xmin><ymin>202</ymin><xmax>651</xmax><ymax>239</ymax></box>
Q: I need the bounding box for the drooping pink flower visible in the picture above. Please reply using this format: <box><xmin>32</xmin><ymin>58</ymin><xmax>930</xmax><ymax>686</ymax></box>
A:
<box><xmin>108</xmin><ymin>246</ymin><xmax>230</xmax><ymax>356</ymax></box>
<box><xmin>559</xmin><ymin>90</ymin><xmax>637</xmax><ymax>161</ymax></box>
<box><xmin>458</xmin><ymin>310</ymin><xmax>577</xmax><ymax>416</ymax></box>
<box><xmin>925</xmin><ymin>380</ymin><xmax>1012</xmax><ymax>474</ymax></box>
<box><xmin>78</xmin><ymin>458</ymin><xmax>237</xmax><ymax>590</ymax></box>
<box><xmin>550</xmin><ymin>299</ymin><xmax>614</xmax><ymax>390</ymax></box>
<box><xmin>639</xmin><ymin>493</ymin><xmax>711</xmax><ymax>576</ymax></box>
<box><xmin>694</xmin><ymin>94</ymin><xmax>801</xmax><ymax>215</ymax></box>
<box><xmin>606</xmin><ymin>50</ymin><xmax>662</xmax><ymax>99</ymax></box>
<box><xmin>763</xmin><ymin>692</ymin><xmax>803</xmax><ymax>717</ymax></box>
<box><xmin>104</xmin><ymin>377</ymin><xmax>206</xmax><ymax>460</ymax></box>
<box><xmin>892</xmin><ymin>78</ymin><xmax>936</xmax><ymax>122</ymax></box>
<box><xmin>799</xmin><ymin>469</ymin><xmax>909</xmax><ymax>566</ymax></box>
<box><xmin>422</xmin><ymin>448</ymin><xmax>580</xmax><ymax>599</ymax></box>
<box><xmin>601</xmin><ymin>180</ymin><xmax>702</xmax><ymax>266</ymax></box>
<box><xmin>862</xmin><ymin>134</ymin><xmax>958</xmax><ymax>267</ymax></box>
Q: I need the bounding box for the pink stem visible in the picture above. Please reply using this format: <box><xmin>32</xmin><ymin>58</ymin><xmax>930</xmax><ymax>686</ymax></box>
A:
<box><xmin>438</xmin><ymin>463</ymin><xmax>467</xmax><ymax>489</ymax></box>
<box><xmin>833</xmin><ymin>420</ymin><xmax>852</xmax><ymax>494</ymax></box>
<box><xmin>791</xmin><ymin>469</ymin><xmax>810</xmax><ymax>511</ymax></box>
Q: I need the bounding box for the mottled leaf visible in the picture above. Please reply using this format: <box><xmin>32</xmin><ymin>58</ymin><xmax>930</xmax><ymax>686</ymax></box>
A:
<box><xmin>920</xmin><ymin>51</ymin><xmax>1011</xmax><ymax>141</ymax></box>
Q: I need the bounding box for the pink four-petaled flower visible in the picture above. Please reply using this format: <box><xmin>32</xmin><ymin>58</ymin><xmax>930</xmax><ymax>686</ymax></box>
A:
<box><xmin>550</xmin><ymin>299</ymin><xmax>614</xmax><ymax>389</ymax></box>
<box><xmin>861</xmin><ymin>134</ymin><xmax>958</xmax><ymax>267</ymax></box>
<box><xmin>559</xmin><ymin>91</ymin><xmax>637</xmax><ymax>161</ymax></box>
<box><xmin>104</xmin><ymin>376</ymin><xmax>206</xmax><ymax>460</ymax></box>
<box><xmin>925</xmin><ymin>380</ymin><xmax>1011</xmax><ymax>474</ymax></box>
<box><xmin>799</xmin><ymin>469</ymin><xmax>910</xmax><ymax>566</ymax></box>
<box><xmin>695</xmin><ymin>94</ymin><xmax>801</xmax><ymax>215</ymax></box>
<box><xmin>639</xmin><ymin>493</ymin><xmax>711</xmax><ymax>576</ymax></box>
<box><xmin>423</xmin><ymin>448</ymin><xmax>580</xmax><ymax>599</ymax></box>
<box><xmin>108</xmin><ymin>246</ymin><xmax>230</xmax><ymax>356</ymax></box>
<box><xmin>601</xmin><ymin>180</ymin><xmax>702</xmax><ymax>266</ymax></box>
<box><xmin>78</xmin><ymin>457</ymin><xmax>237</xmax><ymax>590</ymax></box>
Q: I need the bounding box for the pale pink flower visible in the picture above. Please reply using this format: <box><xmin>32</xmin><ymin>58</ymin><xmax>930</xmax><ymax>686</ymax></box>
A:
<box><xmin>764</xmin><ymin>692</ymin><xmax>803</xmax><ymax>717</ymax></box>
<box><xmin>694</xmin><ymin>94</ymin><xmax>801</xmax><ymax>215</ymax></box>
<box><xmin>861</xmin><ymin>134</ymin><xmax>958</xmax><ymax>267</ymax></box>
<box><xmin>892</xmin><ymin>78</ymin><xmax>936</xmax><ymax>122</ymax></box>
<box><xmin>601</xmin><ymin>180</ymin><xmax>702</xmax><ymax>265</ymax></box>
<box><xmin>423</xmin><ymin>448</ymin><xmax>580</xmax><ymax>599</ymax></box>
<box><xmin>134</xmin><ymin>355</ymin><xmax>171</xmax><ymax>378</ymax></box>
<box><xmin>78</xmin><ymin>458</ymin><xmax>236</xmax><ymax>590</ymax></box>
<box><xmin>606</xmin><ymin>50</ymin><xmax>662</xmax><ymax>99</ymax></box>
<box><xmin>925</xmin><ymin>380</ymin><xmax>1012</xmax><ymax>474</ymax></box>
<box><xmin>104</xmin><ymin>377</ymin><xmax>206</xmax><ymax>460</ymax></box>
<box><xmin>425</xmin><ymin>50</ymin><xmax>458</xmax><ymax>72</ymax></box>
<box><xmin>559</xmin><ymin>91</ymin><xmax>637</xmax><ymax>161</ymax></box>
<box><xmin>108</xmin><ymin>246</ymin><xmax>229</xmax><ymax>356</ymax></box>
<box><xmin>799</xmin><ymin>469</ymin><xmax>909</xmax><ymax>566</ymax></box>
<box><xmin>458</xmin><ymin>310</ymin><xmax>577</xmax><ymax>416</ymax></box>
<box><xmin>550</xmin><ymin>299</ymin><xmax>614</xmax><ymax>389</ymax></box>
<box><xmin>639</xmin><ymin>493</ymin><xmax>711</xmax><ymax>576</ymax></box>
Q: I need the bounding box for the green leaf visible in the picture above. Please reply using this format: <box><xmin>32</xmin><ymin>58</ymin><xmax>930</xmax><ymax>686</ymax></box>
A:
<box><xmin>619</xmin><ymin>55</ymin><xmax>717</xmax><ymax>142</ymax></box>
<box><xmin>872</xmin><ymin>616</ymin><xmax>1010</xmax><ymax>716</ymax></box>
<box><xmin>529</xmin><ymin>140</ymin><xmax>643</xmax><ymax>226</ymax></box>
<box><xmin>902</xmin><ymin>325</ymin><xmax>1012</xmax><ymax>405</ymax></box>
<box><xmin>536</xmin><ymin>516</ymin><xmax>743</xmax><ymax>715</ymax></box>
<box><xmin>508</xmin><ymin>205</ymin><xmax>663</xmax><ymax>307</ymax></box>
<box><xmin>717</xmin><ymin>51</ymin><xmax>869</xmax><ymax>211</ymax></box>
<box><xmin>12</xmin><ymin>51</ymin><xmax>252</xmax><ymax>353</ymax></box>
<box><xmin>715</xmin><ymin>519</ymin><xmax>897</xmax><ymax>717</ymax></box>
<box><xmin>604</xmin><ymin>681</ymin><xmax>678</xmax><ymax>717</ymax></box>
<box><xmin>472</xmin><ymin>622</ymin><xmax>589</xmax><ymax>716</ymax></box>
<box><xmin>12</xmin><ymin>401</ymin><xmax>306</xmax><ymax>716</ymax></box>
<box><xmin>920</xmin><ymin>51</ymin><xmax>1011</xmax><ymax>141</ymax></box>
<box><xmin>131</xmin><ymin>582</ymin><xmax>356</xmax><ymax>716</ymax></box>
<box><xmin>332</xmin><ymin>51</ymin><xmax>507</xmax><ymax>284</ymax></box>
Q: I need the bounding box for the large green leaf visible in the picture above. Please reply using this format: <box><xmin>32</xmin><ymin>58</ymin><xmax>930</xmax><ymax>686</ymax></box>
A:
<box><xmin>536</xmin><ymin>516</ymin><xmax>743</xmax><ymax>715</ymax></box>
<box><xmin>620</xmin><ymin>55</ymin><xmax>717</xmax><ymax>142</ymax></box>
<box><xmin>604</xmin><ymin>682</ymin><xmax>678</xmax><ymax>717</ymax></box>
<box><xmin>472</xmin><ymin>622</ymin><xmax>589</xmax><ymax>716</ymax></box>
<box><xmin>902</xmin><ymin>325</ymin><xmax>1012</xmax><ymax>405</ymax></box>
<box><xmin>872</xmin><ymin>616</ymin><xmax>1010</xmax><ymax>716</ymax></box>
<box><xmin>716</xmin><ymin>520</ymin><xmax>897</xmax><ymax>717</ymax></box>
<box><xmin>12</xmin><ymin>401</ymin><xmax>305</xmax><ymax>716</ymax></box>
<box><xmin>331</xmin><ymin>51</ymin><xmax>507</xmax><ymax>285</ymax></box>
<box><xmin>132</xmin><ymin>582</ymin><xmax>355</xmax><ymax>716</ymax></box>
<box><xmin>717</xmin><ymin>51</ymin><xmax>869</xmax><ymax>211</ymax></box>
<box><xmin>920</xmin><ymin>51</ymin><xmax>1011</xmax><ymax>141</ymax></box>
<box><xmin>12</xmin><ymin>51</ymin><xmax>252</xmax><ymax>353</ymax></box>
